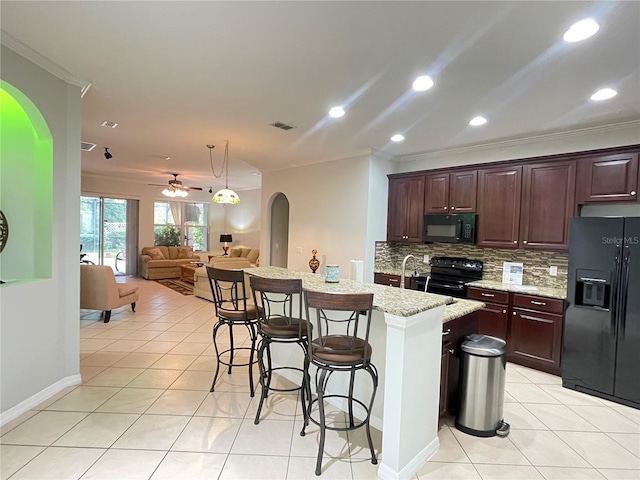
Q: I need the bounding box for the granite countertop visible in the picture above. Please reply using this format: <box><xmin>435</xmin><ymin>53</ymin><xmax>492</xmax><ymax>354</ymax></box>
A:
<box><xmin>246</xmin><ymin>266</ymin><xmax>452</xmax><ymax>317</ymax></box>
<box><xmin>443</xmin><ymin>299</ymin><xmax>485</xmax><ymax>323</ymax></box>
<box><xmin>468</xmin><ymin>280</ymin><xmax>566</xmax><ymax>300</ymax></box>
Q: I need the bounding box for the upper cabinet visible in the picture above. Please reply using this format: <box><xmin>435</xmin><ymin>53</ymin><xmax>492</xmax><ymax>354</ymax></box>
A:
<box><xmin>424</xmin><ymin>170</ymin><xmax>477</xmax><ymax>213</ymax></box>
<box><xmin>520</xmin><ymin>161</ymin><xmax>576</xmax><ymax>251</ymax></box>
<box><xmin>387</xmin><ymin>176</ymin><xmax>425</xmax><ymax>243</ymax></box>
<box><xmin>576</xmin><ymin>153</ymin><xmax>639</xmax><ymax>203</ymax></box>
<box><xmin>477</xmin><ymin>166</ymin><xmax>522</xmax><ymax>248</ymax></box>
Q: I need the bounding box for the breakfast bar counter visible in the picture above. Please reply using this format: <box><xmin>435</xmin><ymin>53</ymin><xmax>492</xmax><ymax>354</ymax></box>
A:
<box><xmin>245</xmin><ymin>267</ymin><xmax>484</xmax><ymax>480</ymax></box>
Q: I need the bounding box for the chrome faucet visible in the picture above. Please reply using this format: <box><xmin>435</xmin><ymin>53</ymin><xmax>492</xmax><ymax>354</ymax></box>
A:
<box><xmin>400</xmin><ymin>254</ymin><xmax>417</xmax><ymax>289</ymax></box>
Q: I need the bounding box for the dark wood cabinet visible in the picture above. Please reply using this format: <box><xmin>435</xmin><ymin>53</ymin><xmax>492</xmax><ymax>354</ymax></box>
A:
<box><xmin>477</xmin><ymin>166</ymin><xmax>522</xmax><ymax>248</ymax></box>
<box><xmin>424</xmin><ymin>170</ymin><xmax>477</xmax><ymax>213</ymax></box>
<box><xmin>387</xmin><ymin>176</ymin><xmax>425</xmax><ymax>242</ymax></box>
<box><xmin>509</xmin><ymin>303</ymin><xmax>563</xmax><ymax>375</ymax></box>
<box><xmin>439</xmin><ymin>312</ymin><xmax>479</xmax><ymax>417</ymax></box>
<box><xmin>520</xmin><ymin>161</ymin><xmax>576</xmax><ymax>251</ymax></box>
<box><xmin>440</xmin><ymin>342</ymin><xmax>453</xmax><ymax>416</ymax></box>
<box><xmin>373</xmin><ymin>272</ymin><xmax>410</xmax><ymax>288</ymax></box>
<box><xmin>424</xmin><ymin>173</ymin><xmax>449</xmax><ymax>213</ymax></box>
<box><xmin>467</xmin><ymin>287</ymin><xmax>565</xmax><ymax>375</ymax></box>
<box><xmin>576</xmin><ymin>153</ymin><xmax>639</xmax><ymax>203</ymax></box>
<box><xmin>467</xmin><ymin>287</ymin><xmax>509</xmax><ymax>340</ymax></box>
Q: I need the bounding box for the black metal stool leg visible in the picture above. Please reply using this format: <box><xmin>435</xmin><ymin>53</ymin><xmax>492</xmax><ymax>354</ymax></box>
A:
<box><xmin>315</xmin><ymin>368</ymin><xmax>329</xmax><ymax>476</ymax></box>
<box><xmin>247</xmin><ymin>322</ymin><xmax>257</xmax><ymax>397</ymax></box>
<box><xmin>348</xmin><ymin>369</ymin><xmax>356</xmax><ymax>428</ymax></box>
<box><xmin>210</xmin><ymin>320</ymin><xmax>224</xmax><ymax>392</ymax></box>
<box><xmin>365</xmin><ymin>364</ymin><xmax>379</xmax><ymax>465</ymax></box>
<box><xmin>254</xmin><ymin>338</ymin><xmax>269</xmax><ymax>424</ymax></box>
<box><xmin>227</xmin><ymin>322</ymin><xmax>234</xmax><ymax>374</ymax></box>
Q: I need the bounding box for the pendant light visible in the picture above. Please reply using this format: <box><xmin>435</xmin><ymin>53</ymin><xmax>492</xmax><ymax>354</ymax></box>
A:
<box><xmin>209</xmin><ymin>141</ymin><xmax>240</xmax><ymax>204</ymax></box>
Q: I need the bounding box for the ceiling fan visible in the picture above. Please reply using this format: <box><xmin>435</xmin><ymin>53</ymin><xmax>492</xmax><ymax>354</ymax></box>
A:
<box><xmin>149</xmin><ymin>173</ymin><xmax>202</xmax><ymax>198</ymax></box>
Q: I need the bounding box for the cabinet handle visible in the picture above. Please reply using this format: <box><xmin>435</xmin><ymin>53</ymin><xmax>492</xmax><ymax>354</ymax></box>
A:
<box><xmin>481</xmin><ymin>293</ymin><xmax>495</xmax><ymax>297</ymax></box>
<box><xmin>631</xmin><ymin>191</ymin><xmax>636</xmax><ymax>196</ymax></box>
<box><xmin>451</xmin><ymin>207</ymin><xmax>456</xmax><ymax>210</ymax></box>
<box><xmin>513</xmin><ymin>240</ymin><xmax>518</xmax><ymax>244</ymax></box>
<box><xmin>513</xmin><ymin>311</ymin><xmax>517</xmax><ymax>316</ymax></box>
<box><xmin>442</xmin><ymin>329</ymin><xmax>451</xmax><ymax>336</ymax></box>
<box><xmin>531</xmin><ymin>300</ymin><xmax>547</xmax><ymax>306</ymax></box>
<box><xmin>449</xmin><ymin>349</ymin><xmax>455</xmax><ymax>354</ymax></box>
<box><xmin>523</xmin><ymin>240</ymin><xmax>528</xmax><ymax>244</ymax></box>
<box><xmin>443</xmin><ymin>206</ymin><xmax>447</xmax><ymax>210</ymax></box>
<box><xmin>502</xmin><ymin>309</ymin><xmax>507</xmax><ymax>313</ymax></box>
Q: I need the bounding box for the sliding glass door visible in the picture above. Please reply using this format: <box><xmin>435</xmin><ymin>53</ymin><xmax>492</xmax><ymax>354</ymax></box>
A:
<box><xmin>80</xmin><ymin>196</ymin><xmax>139</xmax><ymax>275</ymax></box>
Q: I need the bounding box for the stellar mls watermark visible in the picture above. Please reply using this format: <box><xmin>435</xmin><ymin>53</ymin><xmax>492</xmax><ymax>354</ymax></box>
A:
<box><xmin>602</xmin><ymin>236</ymin><xmax>640</xmax><ymax>245</ymax></box>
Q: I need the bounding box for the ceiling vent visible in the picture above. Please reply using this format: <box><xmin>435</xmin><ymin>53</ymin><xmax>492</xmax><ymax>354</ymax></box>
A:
<box><xmin>270</xmin><ymin>121</ymin><xmax>295</xmax><ymax>131</ymax></box>
<box><xmin>81</xmin><ymin>142</ymin><xmax>97</xmax><ymax>151</ymax></box>
<box><xmin>100</xmin><ymin>120</ymin><xmax>118</xmax><ymax>128</ymax></box>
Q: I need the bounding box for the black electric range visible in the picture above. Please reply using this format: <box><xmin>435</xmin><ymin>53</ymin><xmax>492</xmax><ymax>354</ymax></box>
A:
<box><xmin>410</xmin><ymin>256</ymin><xmax>483</xmax><ymax>298</ymax></box>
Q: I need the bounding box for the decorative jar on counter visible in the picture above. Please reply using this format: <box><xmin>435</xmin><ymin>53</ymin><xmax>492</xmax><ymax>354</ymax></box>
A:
<box><xmin>325</xmin><ymin>265</ymin><xmax>340</xmax><ymax>283</ymax></box>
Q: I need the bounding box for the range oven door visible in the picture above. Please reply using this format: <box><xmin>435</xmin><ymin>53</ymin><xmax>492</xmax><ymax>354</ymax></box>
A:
<box><xmin>426</xmin><ymin>279</ymin><xmax>467</xmax><ymax>298</ymax></box>
<box><xmin>423</xmin><ymin>214</ymin><xmax>476</xmax><ymax>244</ymax></box>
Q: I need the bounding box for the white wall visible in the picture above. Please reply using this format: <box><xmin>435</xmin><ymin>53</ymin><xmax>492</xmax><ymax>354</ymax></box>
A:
<box><xmin>395</xmin><ymin>121</ymin><xmax>640</xmax><ymax>173</ymax></box>
<box><xmin>260</xmin><ymin>152</ymin><xmax>393</xmax><ymax>281</ymax></box>
<box><xmin>81</xmin><ymin>174</ymin><xmax>261</xmax><ymax>255</ymax></box>
<box><xmin>0</xmin><ymin>45</ymin><xmax>82</xmax><ymax>419</ymax></box>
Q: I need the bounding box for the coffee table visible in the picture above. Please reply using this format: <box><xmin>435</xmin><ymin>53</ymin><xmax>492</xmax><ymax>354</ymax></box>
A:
<box><xmin>179</xmin><ymin>264</ymin><xmax>199</xmax><ymax>284</ymax></box>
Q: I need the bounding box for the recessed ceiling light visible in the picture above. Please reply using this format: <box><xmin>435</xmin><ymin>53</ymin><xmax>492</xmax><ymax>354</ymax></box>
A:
<box><xmin>412</xmin><ymin>75</ymin><xmax>434</xmax><ymax>92</ymax></box>
<box><xmin>100</xmin><ymin>120</ymin><xmax>118</xmax><ymax>128</ymax></box>
<box><xmin>469</xmin><ymin>116</ymin><xmax>487</xmax><ymax>126</ymax></box>
<box><xmin>563</xmin><ymin>18</ymin><xmax>599</xmax><ymax>42</ymax></box>
<box><xmin>328</xmin><ymin>106</ymin><xmax>345</xmax><ymax>118</ymax></box>
<box><xmin>391</xmin><ymin>134</ymin><xmax>405</xmax><ymax>142</ymax></box>
<box><xmin>590</xmin><ymin>88</ymin><xmax>617</xmax><ymax>101</ymax></box>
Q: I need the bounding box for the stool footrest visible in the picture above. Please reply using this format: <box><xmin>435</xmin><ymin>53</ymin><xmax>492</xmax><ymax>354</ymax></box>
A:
<box><xmin>306</xmin><ymin>395</ymin><xmax>370</xmax><ymax>431</ymax></box>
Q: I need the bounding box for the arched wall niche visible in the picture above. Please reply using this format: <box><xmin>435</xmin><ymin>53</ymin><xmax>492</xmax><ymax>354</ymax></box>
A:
<box><xmin>268</xmin><ymin>192</ymin><xmax>289</xmax><ymax>268</ymax></box>
<box><xmin>0</xmin><ymin>80</ymin><xmax>53</xmax><ymax>282</ymax></box>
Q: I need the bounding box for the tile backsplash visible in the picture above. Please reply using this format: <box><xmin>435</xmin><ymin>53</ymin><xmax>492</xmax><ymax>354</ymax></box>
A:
<box><xmin>375</xmin><ymin>242</ymin><xmax>568</xmax><ymax>290</ymax></box>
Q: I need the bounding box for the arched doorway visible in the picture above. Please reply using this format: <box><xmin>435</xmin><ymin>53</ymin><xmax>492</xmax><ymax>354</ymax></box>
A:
<box><xmin>270</xmin><ymin>193</ymin><xmax>289</xmax><ymax>267</ymax></box>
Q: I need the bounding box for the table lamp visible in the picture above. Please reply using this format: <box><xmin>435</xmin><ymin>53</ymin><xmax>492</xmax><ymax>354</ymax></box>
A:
<box><xmin>219</xmin><ymin>234</ymin><xmax>232</xmax><ymax>255</ymax></box>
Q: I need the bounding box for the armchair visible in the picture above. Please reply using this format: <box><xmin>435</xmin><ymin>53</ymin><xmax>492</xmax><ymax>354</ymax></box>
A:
<box><xmin>80</xmin><ymin>264</ymin><xmax>139</xmax><ymax>323</ymax></box>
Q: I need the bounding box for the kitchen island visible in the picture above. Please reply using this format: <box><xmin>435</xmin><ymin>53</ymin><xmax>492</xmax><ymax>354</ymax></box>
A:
<box><xmin>245</xmin><ymin>266</ymin><xmax>483</xmax><ymax>480</ymax></box>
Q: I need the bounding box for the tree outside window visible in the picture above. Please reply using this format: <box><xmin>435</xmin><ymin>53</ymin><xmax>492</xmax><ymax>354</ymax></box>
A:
<box><xmin>154</xmin><ymin>201</ymin><xmax>208</xmax><ymax>250</ymax></box>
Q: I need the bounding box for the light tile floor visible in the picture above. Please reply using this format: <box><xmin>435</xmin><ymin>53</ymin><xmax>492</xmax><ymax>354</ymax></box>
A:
<box><xmin>1</xmin><ymin>277</ymin><xmax>639</xmax><ymax>479</ymax></box>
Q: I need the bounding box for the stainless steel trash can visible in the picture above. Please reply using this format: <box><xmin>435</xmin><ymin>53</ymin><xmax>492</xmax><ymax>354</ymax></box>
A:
<box><xmin>455</xmin><ymin>334</ymin><xmax>510</xmax><ymax>437</ymax></box>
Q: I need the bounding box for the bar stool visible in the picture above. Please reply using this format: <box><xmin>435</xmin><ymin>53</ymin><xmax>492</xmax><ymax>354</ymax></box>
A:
<box><xmin>206</xmin><ymin>266</ymin><xmax>259</xmax><ymax>396</ymax></box>
<box><xmin>301</xmin><ymin>290</ymin><xmax>378</xmax><ymax>476</ymax></box>
<box><xmin>249</xmin><ymin>276</ymin><xmax>309</xmax><ymax>425</ymax></box>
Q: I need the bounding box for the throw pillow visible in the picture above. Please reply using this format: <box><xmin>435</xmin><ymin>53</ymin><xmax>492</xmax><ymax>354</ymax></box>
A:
<box><xmin>230</xmin><ymin>248</ymin><xmax>242</xmax><ymax>258</ymax></box>
<box><xmin>146</xmin><ymin>247</ymin><xmax>165</xmax><ymax>260</ymax></box>
<box><xmin>176</xmin><ymin>247</ymin><xmax>193</xmax><ymax>259</ymax></box>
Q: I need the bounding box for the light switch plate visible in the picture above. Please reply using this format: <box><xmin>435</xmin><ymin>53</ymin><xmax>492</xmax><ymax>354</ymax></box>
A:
<box><xmin>423</xmin><ymin>255</ymin><xmax>430</xmax><ymax>263</ymax></box>
<box><xmin>549</xmin><ymin>266</ymin><xmax>558</xmax><ymax>276</ymax></box>
<box><xmin>296</xmin><ymin>246</ymin><xmax>303</xmax><ymax>254</ymax></box>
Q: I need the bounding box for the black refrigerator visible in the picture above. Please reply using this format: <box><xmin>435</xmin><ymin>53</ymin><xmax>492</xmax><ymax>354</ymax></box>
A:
<box><xmin>563</xmin><ymin>217</ymin><xmax>640</xmax><ymax>409</ymax></box>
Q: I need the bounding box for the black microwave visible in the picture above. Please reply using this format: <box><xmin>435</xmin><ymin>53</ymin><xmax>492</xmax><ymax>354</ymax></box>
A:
<box><xmin>423</xmin><ymin>213</ymin><xmax>477</xmax><ymax>244</ymax></box>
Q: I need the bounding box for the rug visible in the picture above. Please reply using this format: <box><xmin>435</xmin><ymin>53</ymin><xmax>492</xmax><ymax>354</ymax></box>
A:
<box><xmin>155</xmin><ymin>279</ymin><xmax>194</xmax><ymax>295</ymax></box>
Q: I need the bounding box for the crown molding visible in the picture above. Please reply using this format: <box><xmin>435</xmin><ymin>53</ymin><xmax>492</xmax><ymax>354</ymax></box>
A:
<box><xmin>1</xmin><ymin>29</ymin><xmax>91</xmax><ymax>90</ymax></box>
<box><xmin>398</xmin><ymin>120</ymin><xmax>640</xmax><ymax>163</ymax></box>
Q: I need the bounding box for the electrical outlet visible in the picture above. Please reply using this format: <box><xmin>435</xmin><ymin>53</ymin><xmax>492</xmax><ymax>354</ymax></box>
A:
<box><xmin>549</xmin><ymin>266</ymin><xmax>558</xmax><ymax>276</ymax></box>
<box><xmin>296</xmin><ymin>246</ymin><xmax>303</xmax><ymax>254</ymax></box>
<box><xmin>423</xmin><ymin>254</ymin><xmax>430</xmax><ymax>263</ymax></box>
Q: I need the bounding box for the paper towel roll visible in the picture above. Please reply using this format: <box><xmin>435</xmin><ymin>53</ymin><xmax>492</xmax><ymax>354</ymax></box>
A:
<box><xmin>350</xmin><ymin>259</ymin><xmax>364</xmax><ymax>282</ymax></box>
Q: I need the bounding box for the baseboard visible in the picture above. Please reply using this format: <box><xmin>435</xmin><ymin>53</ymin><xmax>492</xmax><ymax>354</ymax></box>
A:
<box><xmin>0</xmin><ymin>374</ymin><xmax>82</xmax><ymax>426</ymax></box>
<box><xmin>378</xmin><ymin>437</ymin><xmax>439</xmax><ymax>480</ymax></box>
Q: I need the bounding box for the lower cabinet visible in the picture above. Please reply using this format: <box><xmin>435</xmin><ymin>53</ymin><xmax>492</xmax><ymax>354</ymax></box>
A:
<box><xmin>373</xmin><ymin>272</ymin><xmax>410</xmax><ymax>288</ymax></box>
<box><xmin>440</xmin><ymin>312</ymin><xmax>479</xmax><ymax>417</ymax></box>
<box><xmin>467</xmin><ymin>287</ymin><xmax>565</xmax><ymax>375</ymax></box>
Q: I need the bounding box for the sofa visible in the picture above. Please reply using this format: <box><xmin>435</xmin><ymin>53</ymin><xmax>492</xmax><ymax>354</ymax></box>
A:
<box><xmin>223</xmin><ymin>247</ymin><xmax>260</xmax><ymax>267</ymax></box>
<box><xmin>80</xmin><ymin>264</ymin><xmax>139</xmax><ymax>323</ymax></box>
<box><xmin>194</xmin><ymin>257</ymin><xmax>253</xmax><ymax>302</ymax></box>
<box><xmin>139</xmin><ymin>246</ymin><xmax>201</xmax><ymax>280</ymax></box>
